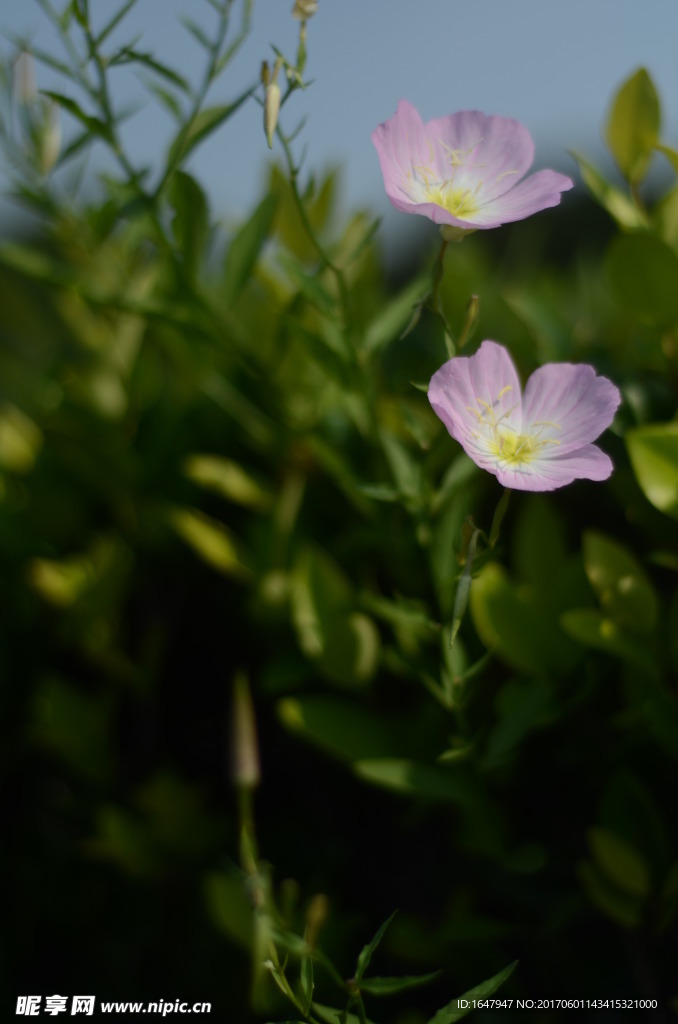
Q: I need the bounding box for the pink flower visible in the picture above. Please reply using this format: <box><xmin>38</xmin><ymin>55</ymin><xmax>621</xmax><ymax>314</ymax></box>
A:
<box><xmin>372</xmin><ymin>101</ymin><xmax>573</xmax><ymax>234</ymax></box>
<box><xmin>429</xmin><ymin>342</ymin><xmax>621</xmax><ymax>491</ymax></box>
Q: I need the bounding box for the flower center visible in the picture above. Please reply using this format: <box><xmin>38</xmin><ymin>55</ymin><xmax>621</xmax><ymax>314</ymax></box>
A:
<box><xmin>424</xmin><ymin>181</ymin><xmax>481</xmax><ymax>219</ymax></box>
<box><xmin>487</xmin><ymin>426</ymin><xmax>542</xmax><ymax>465</ymax></box>
<box><xmin>468</xmin><ymin>388</ymin><xmax>561</xmax><ymax>467</ymax></box>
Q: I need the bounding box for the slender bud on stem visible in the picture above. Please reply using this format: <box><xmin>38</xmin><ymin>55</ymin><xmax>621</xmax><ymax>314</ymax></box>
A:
<box><xmin>292</xmin><ymin>0</ymin><xmax>318</xmax><ymax>19</ymax></box>
<box><xmin>264</xmin><ymin>81</ymin><xmax>281</xmax><ymax>149</ymax></box>
<box><xmin>260</xmin><ymin>60</ymin><xmax>270</xmax><ymax>87</ymax></box>
<box><xmin>14</xmin><ymin>51</ymin><xmax>36</xmax><ymax>104</ymax></box>
<box><xmin>39</xmin><ymin>101</ymin><xmax>61</xmax><ymax>175</ymax></box>
<box><xmin>305</xmin><ymin>893</ymin><xmax>329</xmax><ymax>949</ymax></box>
<box><xmin>231</xmin><ymin>672</ymin><xmax>260</xmax><ymax>789</ymax></box>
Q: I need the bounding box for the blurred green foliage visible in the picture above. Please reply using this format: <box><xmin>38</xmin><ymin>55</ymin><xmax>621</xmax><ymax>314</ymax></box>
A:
<box><xmin>2</xmin><ymin>7</ymin><xmax>678</xmax><ymax>1021</ymax></box>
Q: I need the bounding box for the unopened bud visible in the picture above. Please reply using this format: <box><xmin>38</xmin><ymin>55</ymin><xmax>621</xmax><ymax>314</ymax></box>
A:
<box><xmin>231</xmin><ymin>673</ymin><xmax>260</xmax><ymax>789</ymax></box>
<box><xmin>260</xmin><ymin>60</ymin><xmax>270</xmax><ymax>87</ymax></box>
<box><xmin>305</xmin><ymin>893</ymin><xmax>329</xmax><ymax>949</ymax></box>
<box><xmin>264</xmin><ymin>80</ymin><xmax>281</xmax><ymax>149</ymax></box>
<box><xmin>38</xmin><ymin>101</ymin><xmax>61</xmax><ymax>175</ymax></box>
<box><xmin>14</xmin><ymin>51</ymin><xmax>36</xmax><ymax>104</ymax></box>
<box><xmin>292</xmin><ymin>0</ymin><xmax>318</xmax><ymax>18</ymax></box>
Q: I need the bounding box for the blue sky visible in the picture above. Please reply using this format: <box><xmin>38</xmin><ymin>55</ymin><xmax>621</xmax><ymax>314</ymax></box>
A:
<box><xmin>3</xmin><ymin>0</ymin><xmax>678</xmax><ymax>237</ymax></box>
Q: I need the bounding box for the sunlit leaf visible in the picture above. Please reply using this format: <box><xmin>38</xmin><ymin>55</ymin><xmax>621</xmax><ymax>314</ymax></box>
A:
<box><xmin>626</xmin><ymin>422</ymin><xmax>678</xmax><ymax>519</ymax></box>
<box><xmin>570</xmin><ymin>152</ymin><xmax>647</xmax><ymax>229</ymax></box>
<box><xmin>605</xmin><ymin>67</ymin><xmax>660</xmax><ymax>183</ymax></box>
<box><xmin>0</xmin><ymin>404</ymin><xmax>42</xmax><ymax>473</ymax></box>
<box><xmin>353</xmin><ymin>759</ymin><xmax>475</xmax><ymax>806</ymax></box>
<box><xmin>183</xmin><ymin>453</ymin><xmax>271</xmax><ymax>509</ymax></box>
<box><xmin>169</xmin><ymin>507</ymin><xmax>251</xmax><ymax>579</ymax></box>
<box><xmin>277</xmin><ymin>695</ymin><xmax>395</xmax><ymax>762</ymax></box>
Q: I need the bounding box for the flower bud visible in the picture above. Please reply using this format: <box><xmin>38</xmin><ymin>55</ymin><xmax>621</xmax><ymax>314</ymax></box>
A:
<box><xmin>14</xmin><ymin>51</ymin><xmax>36</xmax><ymax>104</ymax></box>
<box><xmin>264</xmin><ymin>80</ymin><xmax>281</xmax><ymax>150</ymax></box>
<box><xmin>231</xmin><ymin>673</ymin><xmax>260</xmax><ymax>789</ymax></box>
<box><xmin>292</xmin><ymin>0</ymin><xmax>318</xmax><ymax>19</ymax></box>
<box><xmin>38</xmin><ymin>101</ymin><xmax>62</xmax><ymax>175</ymax></box>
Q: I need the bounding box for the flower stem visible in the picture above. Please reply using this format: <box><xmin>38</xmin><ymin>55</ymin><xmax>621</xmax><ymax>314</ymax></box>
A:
<box><xmin>429</xmin><ymin>238</ymin><xmax>455</xmax><ymax>357</ymax></box>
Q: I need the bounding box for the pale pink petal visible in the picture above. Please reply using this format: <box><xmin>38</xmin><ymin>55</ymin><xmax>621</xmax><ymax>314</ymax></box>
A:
<box><xmin>371</xmin><ymin>100</ymin><xmax>433</xmax><ymax>212</ymax></box>
<box><xmin>521</xmin><ymin>363</ymin><xmax>621</xmax><ymax>454</ymax></box>
<box><xmin>466</xmin><ymin>169</ymin><xmax>574</xmax><ymax>227</ymax></box>
<box><xmin>424</xmin><ymin>111</ymin><xmax>535</xmax><ymax>202</ymax></box>
<box><xmin>428</xmin><ymin>340</ymin><xmax>523</xmax><ymax>448</ymax></box>
<box><xmin>493</xmin><ymin>444</ymin><xmax>614</xmax><ymax>491</ymax></box>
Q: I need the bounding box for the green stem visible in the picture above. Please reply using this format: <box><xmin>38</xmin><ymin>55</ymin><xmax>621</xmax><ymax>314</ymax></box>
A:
<box><xmin>429</xmin><ymin>237</ymin><xmax>455</xmax><ymax>356</ymax></box>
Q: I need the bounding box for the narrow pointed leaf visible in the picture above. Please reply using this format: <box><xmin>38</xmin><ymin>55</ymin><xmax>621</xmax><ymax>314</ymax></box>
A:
<box><xmin>355</xmin><ymin>912</ymin><xmax>397</xmax><ymax>981</ymax></box>
<box><xmin>167</xmin><ymin>87</ymin><xmax>255</xmax><ymax>168</ymax></box>
<box><xmin>222</xmin><ymin>193</ymin><xmax>279</xmax><ymax>305</ymax></box>
<box><xmin>359</xmin><ymin>970</ymin><xmax>441</xmax><ymax>996</ymax></box>
<box><xmin>426</xmin><ymin>961</ymin><xmax>518</xmax><ymax>1024</ymax></box>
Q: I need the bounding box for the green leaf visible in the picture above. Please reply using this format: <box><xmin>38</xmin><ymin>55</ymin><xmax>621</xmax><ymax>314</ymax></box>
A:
<box><xmin>222</xmin><ymin>193</ymin><xmax>279</xmax><ymax>306</ymax></box>
<box><xmin>169</xmin><ymin>171</ymin><xmax>209</xmax><ymax>279</ymax></box>
<box><xmin>112</xmin><ymin>48</ymin><xmax>189</xmax><ymax>90</ymax></box>
<box><xmin>40</xmin><ymin>90</ymin><xmax>111</xmax><ymax>141</ymax></box>
<box><xmin>578</xmin><ymin>861</ymin><xmax>643</xmax><ymax>928</ymax></box>
<box><xmin>0</xmin><ymin>404</ymin><xmax>42</xmax><ymax>473</ymax></box>
<box><xmin>559</xmin><ymin>608</ymin><xmax>654</xmax><ymax>673</ymax></box>
<box><xmin>449</xmin><ymin>528</ymin><xmax>479</xmax><ymax>647</ymax></box>
<box><xmin>653</xmin><ymin>185</ymin><xmax>678</xmax><ymax>246</ymax></box>
<box><xmin>485</xmin><ymin>677</ymin><xmax>555</xmax><ymax>767</ymax></box>
<box><xmin>204</xmin><ymin>870</ymin><xmax>254</xmax><ymax>948</ymax></box>
<box><xmin>589</xmin><ymin>827</ymin><xmax>650</xmax><ymax>898</ymax></box>
<box><xmin>167</xmin><ymin>89</ymin><xmax>255</xmax><ymax>168</ymax></box>
<box><xmin>313</xmin><ymin>1006</ymin><xmax>375</xmax><ymax>1024</ymax></box>
<box><xmin>353</xmin><ymin>759</ymin><xmax>475</xmax><ymax>806</ymax></box>
<box><xmin>183</xmin><ymin>454</ymin><xmax>270</xmax><ymax>509</ymax></box>
<box><xmin>31</xmin><ymin>675</ymin><xmax>112</xmax><ymax>781</ymax></box>
<box><xmin>147</xmin><ymin>82</ymin><xmax>184</xmax><ymax>122</ymax></box>
<box><xmin>300</xmin><ymin>945</ymin><xmax>314</xmax><ymax>1015</ymax></box>
<box><xmin>426</xmin><ymin>961</ymin><xmax>517</xmax><ymax>1024</ymax></box>
<box><xmin>95</xmin><ymin>0</ymin><xmax>138</xmax><ymax>46</ymax></box>
<box><xmin>607</xmin><ymin>232</ymin><xmax>678</xmax><ymax>325</ymax></box>
<box><xmin>355</xmin><ymin>911</ymin><xmax>397</xmax><ymax>981</ymax></box>
<box><xmin>363</xmin><ymin>277</ymin><xmax>428</xmax><ymax>356</ymax></box>
<box><xmin>570</xmin><ymin>152</ymin><xmax>648</xmax><ymax>229</ymax></box>
<box><xmin>582</xmin><ymin>531</ymin><xmax>657</xmax><ymax>633</ymax></box>
<box><xmin>180</xmin><ymin>15</ymin><xmax>211</xmax><ymax>49</ymax></box>
<box><xmin>470</xmin><ymin>563</ymin><xmax>579</xmax><ymax>675</ymax></box>
<box><xmin>168</xmin><ymin>507</ymin><xmax>251</xmax><ymax>579</ymax></box>
<box><xmin>656</xmin><ymin>142</ymin><xmax>678</xmax><ymax>173</ymax></box>
<box><xmin>290</xmin><ymin>547</ymin><xmax>379</xmax><ymax>686</ymax></box>
<box><xmin>380</xmin><ymin>430</ymin><xmax>424</xmax><ymax>502</ymax></box>
<box><xmin>626</xmin><ymin>422</ymin><xmax>678</xmax><ymax>519</ymax></box>
<box><xmin>605</xmin><ymin>68</ymin><xmax>660</xmax><ymax>183</ymax></box>
<box><xmin>277</xmin><ymin>696</ymin><xmax>395</xmax><ymax>762</ymax></box>
<box><xmin>359</xmin><ymin>971</ymin><xmax>441</xmax><ymax>996</ymax></box>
